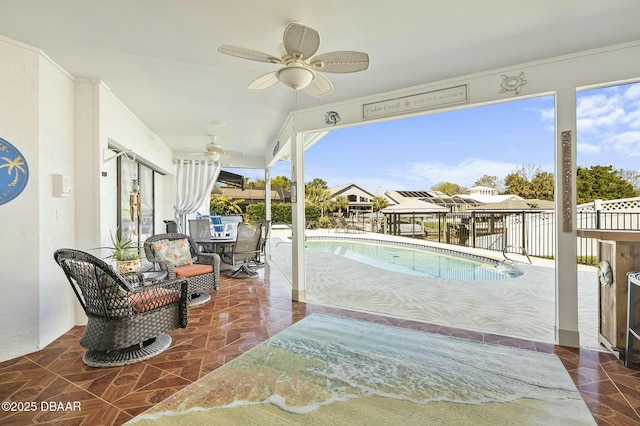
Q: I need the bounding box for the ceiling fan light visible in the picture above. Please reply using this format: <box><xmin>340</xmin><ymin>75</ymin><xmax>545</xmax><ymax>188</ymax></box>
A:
<box><xmin>277</xmin><ymin>67</ymin><xmax>314</xmax><ymax>90</ymax></box>
<box><xmin>206</xmin><ymin>152</ymin><xmax>221</xmax><ymax>161</ymax></box>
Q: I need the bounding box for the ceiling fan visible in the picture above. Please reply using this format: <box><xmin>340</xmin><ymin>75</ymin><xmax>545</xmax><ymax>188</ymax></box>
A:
<box><xmin>192</xmin><ymin>135</ymin><xmax>242</xmax><ymax>162</ymax></box>
<box><xmin>218</xmin><ymin>22</ymin><xmax>369</xmax><ymax>96</ymax></box>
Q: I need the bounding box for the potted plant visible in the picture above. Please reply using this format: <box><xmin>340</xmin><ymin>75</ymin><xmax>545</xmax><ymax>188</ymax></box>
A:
<box><xmin>103</xmin><ymin>229</ymin><xmax>142</xmax><ymax>274</ymax></box>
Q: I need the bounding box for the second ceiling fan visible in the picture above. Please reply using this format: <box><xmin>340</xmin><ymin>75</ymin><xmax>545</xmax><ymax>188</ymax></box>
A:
<box><xmin>219</xmin><ymin>22</ymin><xmax>369</xmax><ymax>97</ymax></box>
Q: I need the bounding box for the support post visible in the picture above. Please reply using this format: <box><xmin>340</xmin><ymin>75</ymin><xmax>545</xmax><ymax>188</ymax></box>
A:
<box><xmin>290</xmin><ymin>130</ymin><xmax>306</xmax><ymax>302</ymax></box>
<box><xmin>555</xmin><ymin>88</ymin><xmax>580</xmax><ymax>347</ymax></box>
<box><xmin>264</xmin><ymin>167</ymin><xmax>272</xmax><ymax>261</ymax></box>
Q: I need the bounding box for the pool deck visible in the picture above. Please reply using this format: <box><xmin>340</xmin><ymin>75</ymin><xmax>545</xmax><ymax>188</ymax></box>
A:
<box><xmin>268</xmin><ymin>228</ymin><xmax>599</xmax><ymax>349</ymax></box>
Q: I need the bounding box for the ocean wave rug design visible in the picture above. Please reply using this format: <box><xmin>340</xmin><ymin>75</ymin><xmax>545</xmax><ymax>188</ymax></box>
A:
<box><xmin>128</xmin><ymin>314</ymin><xmax>595</xmax><ymax>425</ymax></box>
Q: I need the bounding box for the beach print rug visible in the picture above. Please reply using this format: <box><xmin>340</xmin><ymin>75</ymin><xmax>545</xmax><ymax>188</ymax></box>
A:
<box><xmin>128</xmin><ymin>313</ymin><xmax>595</xmax><ymax>425</ymax></box>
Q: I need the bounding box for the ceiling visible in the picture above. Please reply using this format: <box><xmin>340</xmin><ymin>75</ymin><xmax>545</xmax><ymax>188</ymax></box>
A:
<box><xmin>1</xmin><ymin>0</ymin><xmax>639</xmax><ymax>168</ymax></box>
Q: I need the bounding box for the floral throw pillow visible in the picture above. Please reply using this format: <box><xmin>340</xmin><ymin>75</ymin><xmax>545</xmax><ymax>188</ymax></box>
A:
<box><xmin>152</xmin><ymin>238</ymin><xmax>193</xmax><ymax>266</ymax></box>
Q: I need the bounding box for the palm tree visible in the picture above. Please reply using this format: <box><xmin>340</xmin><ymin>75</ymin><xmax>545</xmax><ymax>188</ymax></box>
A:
<box><xmin>305</xmin><ymin>186</ymin><xmax>332</xmax><ymax>216</ymax></box>
<box><xmin>371</xmin><ymin>196</ymin><xmax>389</xmax><ymax>231</ymax></box>
<box><xmin>371</xmin><ymin>196</ymin><xmax>389</xmax><ymax>212</ymax></box>
<box><xmin>0</xmin><ymin>155</ymin><xmax>27</xmax><ymax>186</ymax></box>
<box><xmin>332</xmin><ymin>195</ymin><xmax>349</xmax><ymax>216</ymax></box>
<box><xmin>210</xmin><ymin>195</ymin><xmax>243</xmax><ymax>215</ymax></box>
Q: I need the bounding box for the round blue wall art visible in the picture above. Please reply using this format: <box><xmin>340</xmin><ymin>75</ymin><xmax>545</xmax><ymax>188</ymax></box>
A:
<box><xmin>0</xmin><ymin>137</ymin><xmax>29</xmax><ymax>206</ymax></box>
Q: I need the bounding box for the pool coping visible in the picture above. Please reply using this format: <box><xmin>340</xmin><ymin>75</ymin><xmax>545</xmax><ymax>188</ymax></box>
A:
<box><xmin>305</xmin><ymin>234</ymin><xmax>524</xmax><ymax>278</ymax></box>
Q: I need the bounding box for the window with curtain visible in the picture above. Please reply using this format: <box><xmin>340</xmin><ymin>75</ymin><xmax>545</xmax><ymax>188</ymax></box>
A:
<box><xmin>173</xmin><ymin>159</ymin><xmax>221</xmax><ymax>231</ymax></box>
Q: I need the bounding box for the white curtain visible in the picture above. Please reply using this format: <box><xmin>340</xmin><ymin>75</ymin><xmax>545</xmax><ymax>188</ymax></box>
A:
<box><xmin>174</xmin><ymin>159</ymin><xmax>221</xmax><ymax>232</ymax></box>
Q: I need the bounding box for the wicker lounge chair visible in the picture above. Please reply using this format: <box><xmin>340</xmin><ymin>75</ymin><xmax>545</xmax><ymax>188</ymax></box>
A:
<box><xmin>144</xmin><ymin>233</ymin><xmax>221</xmax><ymax>306</ymax></box>
<box><xmin>53</xmin><ymin>248</ymin><xmax>189</xmax><ymax>367</ymax></box>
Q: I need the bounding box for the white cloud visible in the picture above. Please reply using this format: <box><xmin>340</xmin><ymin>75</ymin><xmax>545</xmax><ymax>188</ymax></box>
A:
<box><xmin>576</xmin><ymin>93</ymin><xmax>628</xmax><ymax>133</ymax></box>
<box><xmin>623</xmin><ymin>83</ymin><xmax>640</xmax><ymax>102</ymax></box>
<box><xmin>602</xmin><ymin>131</ymin><xmax>640</xmax><ymax>157</ymax></box>
<box><xmin>576</xmin><ymin>83</ymin><xmax>640</xmax><ymax>163</ymax></box>
<box><xmin>539</xmin><ymin>107</ymin><xmax>554</xmax><ymax>122</ymax></box>
<box><xmin>628</xmin><ymin>109</ymin><xmax>640</xmax><ymax>129</ymax></box>
<box><xmin>391</xmin><ymin>159</ymin><xmax>519</xmax><ymax>189</ymax></box>
<box><xmin>577</xmin><ymin>143</ymin><xmax>601</xmax><ymax>154</ymax></box>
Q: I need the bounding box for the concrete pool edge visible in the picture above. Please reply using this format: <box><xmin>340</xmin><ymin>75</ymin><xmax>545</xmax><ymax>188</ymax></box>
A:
<box><xmin>269</xmin><ymin>229</ymin><xmax>599</xmax><ymax>349</ymax></box>
<box><xmin>305</xmin><ymin>235</ymin><xmax>524</xmax><ymax>279</ymax></box>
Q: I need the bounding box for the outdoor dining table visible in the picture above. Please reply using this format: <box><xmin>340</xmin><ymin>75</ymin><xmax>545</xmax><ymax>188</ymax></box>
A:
<box><xmin>194</xmin><ymin>236</ymin><xmax>236</xmax><ymax>255</ymax></box>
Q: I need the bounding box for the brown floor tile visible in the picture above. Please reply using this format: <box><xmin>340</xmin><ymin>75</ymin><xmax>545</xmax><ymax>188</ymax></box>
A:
<box><xmin>2</xmin><ymin>263</ymin><xmax>640</xmax><ymax>425</ymax></box>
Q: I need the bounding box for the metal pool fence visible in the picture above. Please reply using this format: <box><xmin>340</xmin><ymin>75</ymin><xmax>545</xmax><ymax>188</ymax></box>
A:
<box><xmin>366</xmin><ymin>209</ymin><xmax>640</xmax><ymax>265</ymax></box>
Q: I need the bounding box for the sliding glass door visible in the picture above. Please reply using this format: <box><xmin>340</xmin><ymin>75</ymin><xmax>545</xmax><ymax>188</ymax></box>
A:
<box><xmin>118</xmin><ymin>156</ymin><xmax>155</xmax><ymax>246</ymax></box>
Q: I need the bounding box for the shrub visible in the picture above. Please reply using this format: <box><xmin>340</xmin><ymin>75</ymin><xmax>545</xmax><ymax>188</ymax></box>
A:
<box><xmin>245</xmin><ymin>203</ymin><xmax>266</xmax><ymax>222</ymax></box>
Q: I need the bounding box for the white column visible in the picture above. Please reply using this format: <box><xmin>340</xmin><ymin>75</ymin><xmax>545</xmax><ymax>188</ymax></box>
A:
<box><xmin>555</xmin><ymin>88</ymin><xmax>580</xmax><ymax>347</ymax></box>
<box><xmin>264</xmin><ymin>167</ymin><xmax>272</xmax><ymax>260</ymax></box>
<box><xmin>290</xmin><ymin>131</ymin><xmax>306</xmax><ymax>301</ymax></box>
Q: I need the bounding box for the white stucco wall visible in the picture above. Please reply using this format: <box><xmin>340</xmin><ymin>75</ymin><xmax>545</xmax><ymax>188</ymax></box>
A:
<box><xmin>37</xmin><ymin>53</ymin><xmax>77</xmax><ymax>347</ymax></box>
<box><xmin>0</xmin><ymin>37</ymin><xmax>42</xmax><ymax>360</ymax></box>
<box><xmin>0</xmin><ymin>36</ymin><xmax>176</xmax><ymax>362</ymax></box>
<box><xmin>0</xmin><ymin>38</ymin><xmax>78</xmax><ymax>358</ymax></box>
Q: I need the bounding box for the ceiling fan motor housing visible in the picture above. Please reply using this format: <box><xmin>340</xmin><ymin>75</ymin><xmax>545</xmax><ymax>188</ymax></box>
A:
<box><xmin>277</xmin><ymin>64</ymin><xmax>315</xmax><ymax>89</ymax></box>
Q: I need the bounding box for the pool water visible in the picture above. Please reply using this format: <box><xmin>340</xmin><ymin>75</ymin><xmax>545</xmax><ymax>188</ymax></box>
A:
<box><xmin>306</xmin><ymin>239</ymin><xmax>522</xmax><ymax>280</ymax></box>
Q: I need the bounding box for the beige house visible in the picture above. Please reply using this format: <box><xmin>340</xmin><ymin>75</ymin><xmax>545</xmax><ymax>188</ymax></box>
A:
<box><xmin>329</xmin><ymin>183</ymin><xmax>376</xmax><ymax>215</ymax></box>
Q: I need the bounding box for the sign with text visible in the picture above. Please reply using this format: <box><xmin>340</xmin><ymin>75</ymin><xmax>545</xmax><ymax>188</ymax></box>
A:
<box><xmin>363</xmin><ymin>85</ymin><xmax>468</xmax><ymax>119</ymax></box>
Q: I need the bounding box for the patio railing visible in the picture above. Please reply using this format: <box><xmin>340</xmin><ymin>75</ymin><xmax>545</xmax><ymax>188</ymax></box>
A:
<box><xmin>370</xmin><ymin>209</ymin><xmax>640</xmax><ymax>265</ymax></box>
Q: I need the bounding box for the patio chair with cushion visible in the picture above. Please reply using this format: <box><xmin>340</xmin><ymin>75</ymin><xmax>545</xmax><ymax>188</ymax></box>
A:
<box><xmin>210</xmin><ymin>213</ymin><xmax>233</xmax><ymax>237</ymax></box>
<box><xmin>254</xmin><ymin>219</ymin><xmax>270</xmax><ymax>265</ymax></box>
<box><xmin>144</xmin><ymin>233</ymin><xmax>221</xmax><ymax>306</ymax></box>
<box><xmin>53</xmin><ymin>248</ymin><xmax>189</xmax><ymax>367</ymax></box>
<box><xmin>189</xmin><ymin>219</ymin><xmax>211</xmax><ymax>239</ymax></box>
<box><xmin>220</xmin><ymin>222</ymin><xmax>263</xmax><ymax>278</ymax></box>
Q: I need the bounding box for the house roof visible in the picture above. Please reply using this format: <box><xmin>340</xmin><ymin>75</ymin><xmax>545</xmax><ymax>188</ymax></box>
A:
<box><xmin>384</xmin><ymin>190</ymin><xmax>483</xmax><ymax>208</ymax></box>
<box><xmin>221</xmin><ymin>187</ymin><xmax>290</xmax><ymax>202</ymax></box>
<box><xmin>380</xmin><ymin>199</ymin><xmax>449</xmax><ymax>214</ymax></box>
<box><xmin>468</xmin><ymin>199</ymin><xmax>555</xmax><ymax>210</ymax></box>
<box><xmin>462</xmin><ymin>193</ymin><xmax>524</xmax><ymax>204</ymax></box>
<box><xmin>330</xmin><ymin>183</ymin><xmax>376</xmax><ymax>200</ymax></box>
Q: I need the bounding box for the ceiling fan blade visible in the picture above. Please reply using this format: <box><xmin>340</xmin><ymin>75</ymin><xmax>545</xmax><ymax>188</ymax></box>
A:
<box><xmin>218</xmin><ymin>45</ymin><xmax>283</xmax><ymax>64</ymax></box>
<box><xmin>304</xmin><ymin>72</ymin><xmax>333</xmax><ymax>97</ymax></box>
<box><xmin>276</xmin><ymin>43</ymin><xmax>289</xmax><ymax>61</ymax></box>
<box><xmin>283</xmin><ymin>23</ymin><xmax>320</xmax><ymax>60</ymax></box>
<box><xmin>248</xmin><ymin>71</ymin><xmax>279</xmax><ymax>90</ymax></box>
<box><xmin>309</xmin><ymin>51</ymin><xmax>370</xmax><ymax>73</ymax></box>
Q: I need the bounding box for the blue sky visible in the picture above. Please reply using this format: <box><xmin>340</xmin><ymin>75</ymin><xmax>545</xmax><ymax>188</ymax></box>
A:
<box><xmin>234</xmin><ymin>81</ymin><xmax>640</xmax><ymax>194</ymax></box>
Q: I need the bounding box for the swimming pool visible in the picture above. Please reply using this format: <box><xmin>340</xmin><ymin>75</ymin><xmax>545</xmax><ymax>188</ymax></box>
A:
<box><xmin>305</xmin><ymin>238</ymin><xmax>522</xmax><ymax>280</ymax></box>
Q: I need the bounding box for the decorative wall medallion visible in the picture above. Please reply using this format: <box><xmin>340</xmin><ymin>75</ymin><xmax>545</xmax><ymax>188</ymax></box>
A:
<box><xmin>324</xmin><ymin>111</ymin><xmax>341</xmax><ymax>126</ymax></box>
<box><xmin>500</xmin><ymin>72</ymin><xmax>527</xmax><ymax>95</ymax></box>
<box><xmin>0</xmin><ymin>137</ymin><xmax>29</xmax><ymax>206</ymax></box>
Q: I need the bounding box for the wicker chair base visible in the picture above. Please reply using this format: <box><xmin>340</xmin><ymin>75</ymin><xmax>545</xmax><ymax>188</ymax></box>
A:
<box><xmin>82</xmin><ymin>334</ymin><xmax>172</xmax><ymax>368</ymax></box>
<box><xmin>189</xmin><ymin>293</ymin><xmax>211</xmax><ymax>306</ymax></box>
